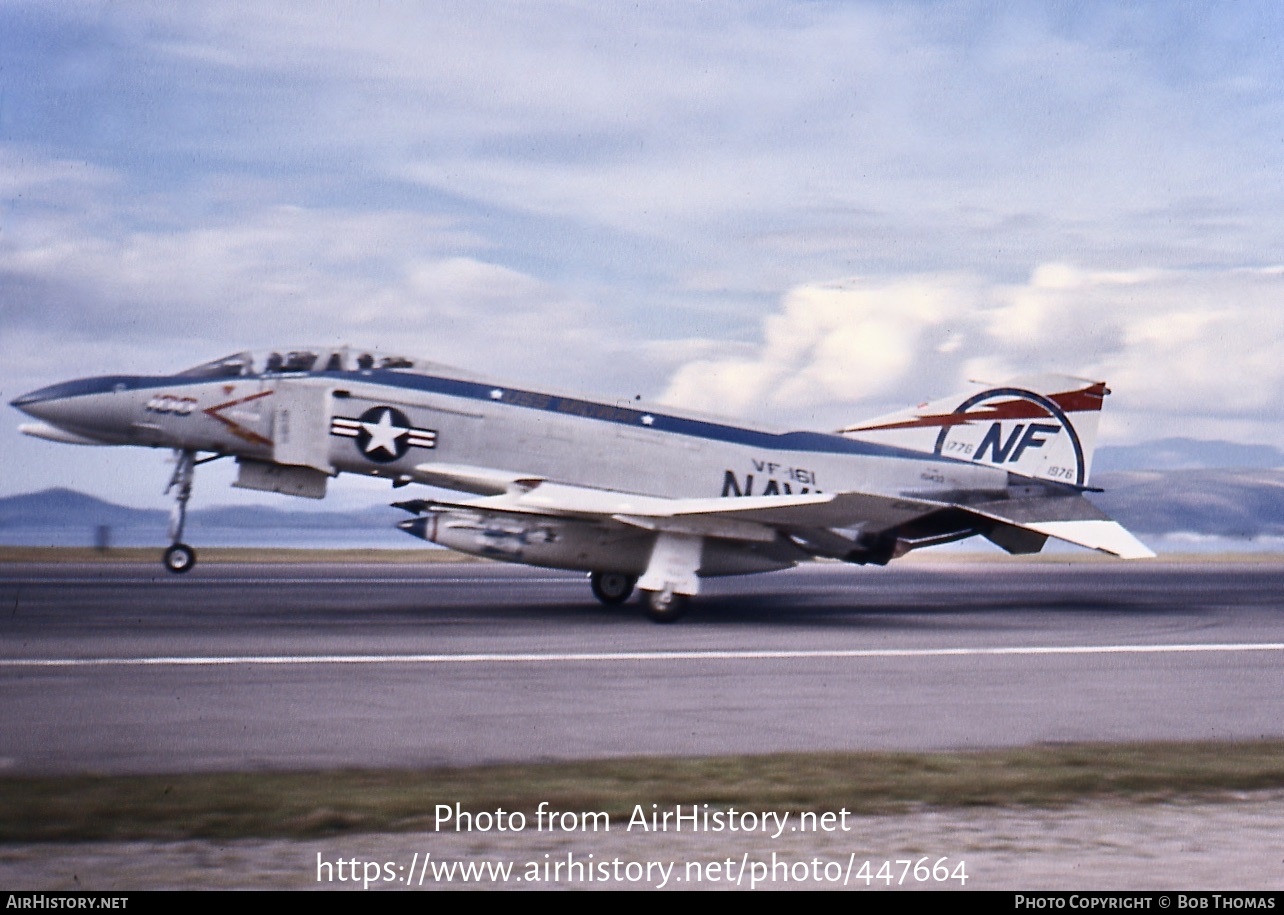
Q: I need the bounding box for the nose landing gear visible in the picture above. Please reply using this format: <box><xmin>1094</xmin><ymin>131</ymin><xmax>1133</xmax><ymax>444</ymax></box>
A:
<box><xmin>163</xmin><ymin>450</ymin><xmax>198</xmax><ymax>574</ymax></box>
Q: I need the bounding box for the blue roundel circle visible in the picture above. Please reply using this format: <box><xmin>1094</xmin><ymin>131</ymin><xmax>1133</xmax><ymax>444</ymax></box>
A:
<box><xmin>353</xmin><ymin>406</ymin><xmax>413</xmax><ymax>463</ymax></box>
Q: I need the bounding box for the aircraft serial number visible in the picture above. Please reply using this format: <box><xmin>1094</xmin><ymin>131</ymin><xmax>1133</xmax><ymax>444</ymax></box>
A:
<box><xmin>146</xmin><ymin>395</ymin><xmax>199</xmax><ymax>415</ymax></box>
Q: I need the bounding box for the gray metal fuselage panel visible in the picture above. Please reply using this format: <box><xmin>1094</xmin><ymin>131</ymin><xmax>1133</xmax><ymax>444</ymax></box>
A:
<box><xmin>316</xmin><ymin>370</ymin><xmax>1009</xmax><ymax>513</ymax></box>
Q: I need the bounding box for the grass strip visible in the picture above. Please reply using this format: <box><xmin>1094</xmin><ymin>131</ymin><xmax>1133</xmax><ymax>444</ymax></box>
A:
<box><xmin>5</xmin><ymin>740</ymin><xmax>1284</xmax><ymax>843</ymax></box>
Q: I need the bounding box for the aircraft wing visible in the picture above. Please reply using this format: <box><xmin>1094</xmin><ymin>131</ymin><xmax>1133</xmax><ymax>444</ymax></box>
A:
<box><xmin>404</xmin><ymin>464</ymin><xmax>1153</xmax><ymax>559</ymax></box>
<box><xmin>406</xmin><ymin>463</ymin><xmax>934</xmax><ymax>544</ymax></box>
<box><xmin>409</xmin><ymin>479</ymin><xmax>839</xmax><ymax>544</ymax></box>
<box><xmin>522</xmin><ymin>484</ymin><xmax>947</xmax><ymax>544</ymax></box>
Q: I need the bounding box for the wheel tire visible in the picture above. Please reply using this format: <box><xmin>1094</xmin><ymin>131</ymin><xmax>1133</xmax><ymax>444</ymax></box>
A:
<box><xmin>590</xmin><ymin>572</ymin><xmax>636</xmax><ymax>606</ymax></box>
<box><xmin>163</xmin><ymin>543</ymin><xmax>196</xmax><ymax>574</ymax></box>
<box><xmin>643</xmin><ymin>589</ymin><xmax>689</xmax><ymax>624</ymax></box>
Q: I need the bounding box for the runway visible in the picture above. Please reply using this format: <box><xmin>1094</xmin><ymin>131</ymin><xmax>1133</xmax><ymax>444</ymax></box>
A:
<box><xmin>2</xmin><ymin>559</ymin><xmax>1283</xmax><ymax>774</ymax></box>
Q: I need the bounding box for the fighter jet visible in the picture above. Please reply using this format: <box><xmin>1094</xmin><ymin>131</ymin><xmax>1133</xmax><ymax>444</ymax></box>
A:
<box><xmin>11</xmin><ymin>346</ymin><xmax>1153</xmax><ymax>622</ymax></box>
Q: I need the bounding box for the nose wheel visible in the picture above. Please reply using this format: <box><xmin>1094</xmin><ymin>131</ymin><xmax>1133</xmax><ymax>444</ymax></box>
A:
<box><xmin>163</xmin><ymin>543</ymin><xmax>196</xmax><ymax>573</ymax></box>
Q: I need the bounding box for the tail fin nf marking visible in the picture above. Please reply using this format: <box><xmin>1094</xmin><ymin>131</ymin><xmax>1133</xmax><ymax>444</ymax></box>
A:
<box><xmin>840</xmin><ymin>376</ymin><xmax>1104</xmax><ymax>487</ymax></box>
<box><xmin>972</xmin><ymin>421</ymin><xmax>1063</xmax><ymax>465</ymax></box>
<box><xmin>974</xmin><ymin>422</ymin><xmax>1028</xmax><ymax>464</ymax></box>
<box><xmin>934</xmin><ymin>388</ymin><xmax>1085</xmax><ymax>485</ymax></box>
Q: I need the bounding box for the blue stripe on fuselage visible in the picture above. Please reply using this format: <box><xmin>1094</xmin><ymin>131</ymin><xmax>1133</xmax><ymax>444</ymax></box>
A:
<box><xmin>13</xmin><ymin>368</ymin><xmax>952</xmax><ymax>463</ymax></box>
<box><xmin>328</xmin><ymin>369</ymin><xmax>948</xmax><ymax>462</ymax></box>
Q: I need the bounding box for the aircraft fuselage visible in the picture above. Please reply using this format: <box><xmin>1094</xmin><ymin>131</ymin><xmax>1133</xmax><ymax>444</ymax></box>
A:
<box><xmin>14</xmin><ymin>363</ymin><xmax>1007</xmax><ymax>507</ymax></box>
<box><xmin>14</xmin><ymin>348</ymin><xmax>1146</xmax><ymax>620</ymax></box>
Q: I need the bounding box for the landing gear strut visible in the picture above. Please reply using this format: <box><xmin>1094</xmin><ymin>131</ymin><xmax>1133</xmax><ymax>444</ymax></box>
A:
<box><xmin>163</xmin><ymin>450</ymin><xmax>197</xmax><ymax>574</ymax></box>
<box><xmin>637</xmin><ymin>532</ymin><xmax>701</xmax><ymax>623</ymax></box>
<box><xmin>589</xmin><ymin>571</ymin><xmax>636</xmax><ymax>605</ymax></box>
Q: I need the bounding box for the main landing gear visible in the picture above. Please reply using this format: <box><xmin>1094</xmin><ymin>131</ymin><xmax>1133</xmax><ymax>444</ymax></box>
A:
<box><xmin>588</xmin><ymin>533</ymin><xmax>701</xmax><ymax>622</ymax></box>
<box><xmin>589</xmin><ymin>571</ymin><xmax>636</xmax><ymax>605</ymax></box>
<box><xmin>642</xmin><ymin>587</ymin><xmax>689</xmax><ymax>624</ymax></box>
<box><xmin>587</xmin><ymin>572</ymin><xmax>690</xmax><ymax>622</ymax></box>
<box><xmin>636</xmin><ymin>531</ymin><xmax>700</xmax><ymax>624</ymax></box>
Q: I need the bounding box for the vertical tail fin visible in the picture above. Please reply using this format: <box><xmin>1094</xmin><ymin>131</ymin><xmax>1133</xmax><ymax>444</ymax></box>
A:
<box><xmin>839</xmin><ymin>374</ymin><xmax>1108</xmax><ymax>487</ymax></box>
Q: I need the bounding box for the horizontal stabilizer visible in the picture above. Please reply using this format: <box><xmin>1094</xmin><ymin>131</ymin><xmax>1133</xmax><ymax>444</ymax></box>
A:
<box><xmin>1020</xmin><ymin>520</ymin><xmax>1155</xmax><ymax>559</ymax></box>
<box><xmin>962</xmin><ymin>495</ymin><xmax>1155</xmax><ymax>559</ymax></box>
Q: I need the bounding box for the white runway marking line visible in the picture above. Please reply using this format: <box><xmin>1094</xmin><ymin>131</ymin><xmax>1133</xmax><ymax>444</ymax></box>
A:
<box><xmin>3</xmin><ymin>643</ymin><xmax>1283</xmax><ymax>669</ymax></box>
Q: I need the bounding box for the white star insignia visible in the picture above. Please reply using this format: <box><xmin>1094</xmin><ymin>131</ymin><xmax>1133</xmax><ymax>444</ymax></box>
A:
<box><xmin>641</xmin><ymin>414</ymin><xmax>654</xmax><ymax>426</ymax></box>
<box><xmin>361</xmin><ymin>409</ymin><xmax>408</xmax><ymax>456</ymax></box>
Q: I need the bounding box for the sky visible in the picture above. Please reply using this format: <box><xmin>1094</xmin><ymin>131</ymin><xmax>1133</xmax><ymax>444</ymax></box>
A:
<box><xmin>3</xmin><ymin>1</ymin><xmax>1284</xmax><ymax>510</ymax></box>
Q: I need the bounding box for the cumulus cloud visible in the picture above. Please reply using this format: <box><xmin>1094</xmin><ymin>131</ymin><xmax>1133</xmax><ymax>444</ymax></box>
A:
<box><xmin>663</xmin><ymin>273</ymin><xmax>984</xmax><ymax>415</ymax></box>
<box><xmin>660</xmin><ymin>264</ymin><xmax>1284</xmax><ymax>445</ymax></box>
<box><xmin>0</xmin><ymin>159</ymin><xmax>633</xmax><ymax>407</ymax></box>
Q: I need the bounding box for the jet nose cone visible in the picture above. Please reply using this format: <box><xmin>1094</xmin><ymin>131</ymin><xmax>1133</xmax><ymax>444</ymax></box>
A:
<box><xmin>10</xmin><ymin>376</ymin><xmax>131</xmax><ymax>432</ymax></box>
<box><xmin>10</xmin><ymin>386</ymin><xmax>56</xmax><ymax>418</ymax></box>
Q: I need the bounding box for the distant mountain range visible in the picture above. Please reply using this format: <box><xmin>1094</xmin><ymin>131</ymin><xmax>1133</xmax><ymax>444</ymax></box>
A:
<box><xmin>0</xmin><ymin>488</ymin><xmax>396</xmax><ymax>531</ymax></box>
<box><xmin>1092</xmin><ymin>437</ymin><xmax>1284</xmax><ymax>472</ymax></box>
<box><xmin>1</xmin><ymin>439</ymin><xmax>1282</xmax><ymax>545</ymax></box>
<box><xmin>1090</xmin><ymin>438</ymin><xmax>1284</xmax><ymax>538</ymax></box>
<box><xmin>1092</xmin><ymin>470</ymin><xmax>1284</xmax><ymax>537</ymax></box>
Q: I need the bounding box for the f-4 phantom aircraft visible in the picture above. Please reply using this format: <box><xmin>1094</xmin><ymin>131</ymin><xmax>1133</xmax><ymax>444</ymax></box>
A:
<box><xmin>11</xmin><ymin>346</ymin><xmax>1153</xmax><ymax>621</ymax></box>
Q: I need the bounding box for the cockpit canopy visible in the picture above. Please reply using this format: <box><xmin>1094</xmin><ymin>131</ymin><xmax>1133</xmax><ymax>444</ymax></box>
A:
<box><xmin>176</xmin><ymin>347</ymin><xmax>424</xmax><ymax>379</ymax></box>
